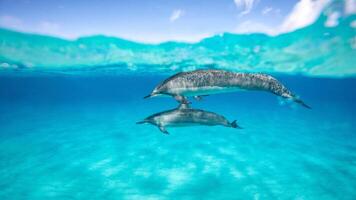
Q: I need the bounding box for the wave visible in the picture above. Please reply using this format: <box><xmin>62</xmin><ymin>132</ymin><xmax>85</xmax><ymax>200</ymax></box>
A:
<box><xmin>0</xmin><ymin>9</ymin><xmax>355</xmax><ymax>77</ymax></box>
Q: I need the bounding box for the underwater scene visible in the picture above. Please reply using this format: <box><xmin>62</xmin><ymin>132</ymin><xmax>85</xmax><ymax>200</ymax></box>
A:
<box><xmin>0</xmin><ymin>0</ymin><xmax>356</xmax><ymax>199</ymax></box>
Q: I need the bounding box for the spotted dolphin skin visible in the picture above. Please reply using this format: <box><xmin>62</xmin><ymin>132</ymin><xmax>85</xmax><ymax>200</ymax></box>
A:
<box><xmin>136</xmin><ymin>104</ymin><xmax>242</xmax><ymax>134</ymax></box>
<box><xmin>144</xmin><ymin>69</ymin><xmax>310</xmax><ymax>108</ymax></box>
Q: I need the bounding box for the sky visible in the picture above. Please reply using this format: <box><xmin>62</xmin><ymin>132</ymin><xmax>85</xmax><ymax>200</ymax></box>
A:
<box><xmin>0</xmin><ymin>0</ymin><xmax>348</xmax><ymax>43</ymax></box>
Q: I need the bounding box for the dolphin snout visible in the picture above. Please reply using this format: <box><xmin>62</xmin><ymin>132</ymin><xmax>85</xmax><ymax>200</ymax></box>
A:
<box><xmin>144</xmin><ymin>94</ymin><xmax>152</xmax><ymax>99</ymax></box>
<box><xmin>144</xmin><ymin>92</ymin><xmax>160</xmax><ymax>99</ymax></box>
<box><xmin>293</xmin><ymin>98</ymin><xmax>312</xmax><ymax>109</ymax></box>
<box><xmin>136</xmin><ymin>120</ymin><xmax>149</xmax><ymax>124</ymax></box>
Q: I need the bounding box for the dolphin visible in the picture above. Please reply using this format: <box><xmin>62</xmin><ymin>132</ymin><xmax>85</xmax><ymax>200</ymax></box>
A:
<box><xmin>136</xmin><ymin>104</ymin><xmax>242</xmax><ymax>134</ymax></box>
<box><xmin>144</xmin><ymin>69</ymin><xmax>311</xmax><ymax>108</ymax></box>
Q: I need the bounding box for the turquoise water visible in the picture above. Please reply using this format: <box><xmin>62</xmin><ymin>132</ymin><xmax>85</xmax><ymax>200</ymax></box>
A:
<box><xmin>0</xmin><ymin>2</ymin><xmax>356</xmax><ymax>198</ymax></box>
<box><xmin>0</xmin><ymin>75</ymin><xmax>355</xmax><ymax>199</ymax></box>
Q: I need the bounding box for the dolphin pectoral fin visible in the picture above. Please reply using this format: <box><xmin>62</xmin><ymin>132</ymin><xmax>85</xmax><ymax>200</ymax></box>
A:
<box><xmin>158</xmin><ymin>126</ymin><xmax>169</xmax><ymax>134</ymax></box>
<box><xmin>174</xmin><ymin>95</ymin><xmax>190</xmax><ymax>104</ymax></box>
<box><xmin>230</xmin><ymin>120</ymin><xmax>243</xmax><ymax>129</ymax></box>
<box><xmin>194</xmin><ymin>96</ymin><xmax>202</xmax><ymax>101</ymax></box>
<box><xmin>194</xmin><ymin>95</ymin><xmax>209</xmax><ymax>101</ymax></box>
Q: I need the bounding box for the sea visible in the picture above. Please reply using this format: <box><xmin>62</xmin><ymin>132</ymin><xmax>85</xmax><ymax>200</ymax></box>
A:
<box><xmin>0</xmin><ymin>4</ymin><xmax>355</xmax><ymax>200</ymax></box>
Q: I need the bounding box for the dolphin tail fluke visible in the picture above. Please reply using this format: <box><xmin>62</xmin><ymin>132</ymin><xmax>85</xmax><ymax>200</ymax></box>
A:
<box><xmin>231</xmin><ymin>120</ymin><xmax>243</xmax><ymax>129</ymax></box>
<box><xmin>293</xmin><ymin>98</ymin><xmax>311</xmax><ymax>109</ymax></box>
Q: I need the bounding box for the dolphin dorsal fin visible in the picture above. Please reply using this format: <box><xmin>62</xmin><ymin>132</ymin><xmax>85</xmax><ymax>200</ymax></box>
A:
<box><xmin>178</xmin><ymin>103</ymin><xmax>190</xmax><ymax>110</ymax></box>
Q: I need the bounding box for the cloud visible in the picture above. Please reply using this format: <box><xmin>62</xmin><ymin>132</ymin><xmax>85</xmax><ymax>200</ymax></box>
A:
<box><xmin>325</xmin><ymin>12</ymin><xmax>340</xmax><ymax>27</ymax></box>
<box><xmin>0</xmin><ymin>15</ymin><xmax>64</xmax><ymax>37</ymax></box>
<box><xmin>345</xmin><ymin>0</ymin><xmax>356</xmax><ymax>14</ymax></box>
<box><xmin>38</xmin><ymin>21</ymin><xmax>60</xmax><ymax>34</ymax></box>
<box><xmin>139</xmin><ymin>32</ymin><xmax>213</xmax><ymax>43</ymax></box>
<box><xmin>0</xmin><ymin>15</ymin><xmax>23</xmax><ymax>30</ymax></box>
<box><xmin>262</xmin><ymin>7</ymin><xmax>273</xmax><ymax>15</ymax></box>
<box><xmin>261</xmin><ymin>7</ymin><xmax>280</xmax><ymax>16</ymax></box>
<box><xmin>279</xmin><ymin>0</ymin><xmax>330</xmax><ymax>33</ymax></box>
<box><xmin>235</xmin><ymin>20</ymin><xmax>275</xmax><ymax>35</ymax></box>
<box><xmin>234</xmin><ymin>0</ymin><xmax>257</xmax><ymax>16</ymax></box>
<box><xmin>170</xmin><ymin>9</ymin><xmax>184</xmax><ymax>22</ymax></box>
<box><xmin>351</xmin><ymin>20</ymin><xmax>356</xmax><ymax>28</ymax></box>
<box><xmin>234</xmin><ymin>0</ymin><xmax>332</xmax><ymax>36</ymax></box>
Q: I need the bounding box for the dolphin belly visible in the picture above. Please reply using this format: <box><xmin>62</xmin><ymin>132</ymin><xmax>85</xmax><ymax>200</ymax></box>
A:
<box><xmin>165</xmin><ymin>122</ymin><xmax>206</xmax><ymax>127</ymax></box>
<box><xmin>169</xmin><ymin>86</ymin><xmax>246</xmax><ymax>97</ymax></box>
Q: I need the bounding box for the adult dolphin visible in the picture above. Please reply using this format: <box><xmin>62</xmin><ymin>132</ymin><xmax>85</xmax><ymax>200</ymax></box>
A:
<box><xmin>144</xmin><ymin>69</ymin><xmax>311</xmax><ymax>108</ymax></box>
<box><xmin>136</xmin><ymin>104</ymin><xmax>242</xmax><ymax>134</ymax></box>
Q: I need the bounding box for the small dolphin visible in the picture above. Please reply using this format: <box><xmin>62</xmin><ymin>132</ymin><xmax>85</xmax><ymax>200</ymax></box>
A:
<box><xmin>136</xmin><ymin>104</ymin><xmax>242</xmax><ymax>134</ymax></box>
<box><xmin>144</xmin><ymin>69</ymin><xmax>310</xmax><ymax>108</ymax></box>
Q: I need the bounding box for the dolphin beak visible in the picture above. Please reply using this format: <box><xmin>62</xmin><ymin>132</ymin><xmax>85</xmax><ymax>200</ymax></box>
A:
<box><xmin>294</xmin><ymin>98</ymin><xmax>312</xmax><ymax>109</ymax></box>
<box><xmin>144</xmin><ymin>92</ymin><xmax>159</xmax><ymax>99</ymax></box>
<box><xmin>136</xmin><ymin>121</ymin><xmax>146</xmax><ymax>124</ymax></box>
<box><xmin>143</xmin><ymin>94</ymin><xmax>152</xmax><ymax>99</ymax></box>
